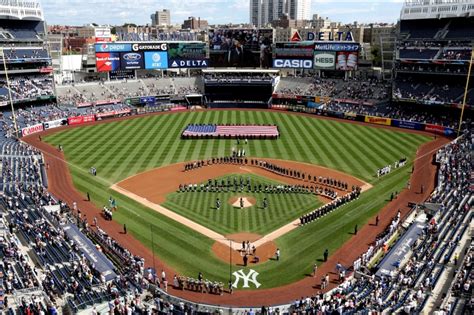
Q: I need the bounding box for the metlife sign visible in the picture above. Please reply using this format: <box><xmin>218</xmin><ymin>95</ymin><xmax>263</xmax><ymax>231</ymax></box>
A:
<box><xmin>95</xmin><ymin>43</ymin><xmax>131</xmax><ymax>53</ymax></box>
<box><xmin>314</xmin><ymin>42</ymin><xmax>360</xmax><ymax>52</ymax></box>
<box><xmin>273</xmin><ymin>59</ymin><xmax>313</xmax><ymax>69</ymax></box>
<box><xmin>132</xmin><ymin>43</ymin><xmax>168</xmax><ymax>52</ymax></box>
<box><xmin>314</xmin><ymin>51</ymin><xmax>336</xmax><ymax>70</ymax></box>
<box><xmin>144</xmin><ymin>51</ymin><xmax>168</xmax><ymax>69</ymax></box>
<box><xmin>169</xmin><ymin>58</ymin><xmax>209</xmax><ymax>68</ymax></box>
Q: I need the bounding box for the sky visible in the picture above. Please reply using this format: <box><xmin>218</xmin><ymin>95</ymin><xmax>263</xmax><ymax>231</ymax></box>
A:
<box><xmin>42</xmin><ymin>0</ymin><xmax>405</xmax><ymax>26</ymax></box>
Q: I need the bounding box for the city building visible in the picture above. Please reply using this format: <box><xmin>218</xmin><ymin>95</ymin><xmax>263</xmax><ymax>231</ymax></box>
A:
<box><xmin>250</xmin><ymin>0</ymin><xmax>311</xmax><ymax>27</ymax></box>
<box><xmin>182</xmin><ymin>17</ymin><xmax>208</xmax><ymax>30</ymax></box>
<box><xmin>151</xmin><ymin>9</ymin><xmax>171</xmax><ymax>26</ymax></box>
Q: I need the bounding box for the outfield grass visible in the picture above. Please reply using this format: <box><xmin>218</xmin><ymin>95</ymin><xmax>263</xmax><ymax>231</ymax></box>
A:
<box><xmin>44</xmin><ymin>110</ymin><xmax>431</xmax><ymax>289</ymax></box>
<box><xmin>162</xmin><ymin>174</ymin><xmax>323</xmax><ymax>235</ymax></box>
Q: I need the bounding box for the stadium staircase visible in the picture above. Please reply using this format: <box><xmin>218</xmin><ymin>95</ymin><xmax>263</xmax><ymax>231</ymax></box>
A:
<box><xmin>139</xmin><ymin>79</ymin><xmax>150</xmax><ymax>95</ymax></box>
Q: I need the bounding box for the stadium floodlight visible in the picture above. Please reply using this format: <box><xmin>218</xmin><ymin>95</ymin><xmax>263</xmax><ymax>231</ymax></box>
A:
<box><xmin>0</xmin><ymin>47</ymin><xmax>19</xmax><ymax>137</ymax></box>
<box><xmin>458</xmin><ymin>48</ymin><xmax>473</xmax><ymax>137</ymax></box>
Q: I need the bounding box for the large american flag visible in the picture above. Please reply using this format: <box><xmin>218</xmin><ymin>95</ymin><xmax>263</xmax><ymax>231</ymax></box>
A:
<box><xmin>182</xmin><ymin>125</ymin><xmax>279</xmax><ymax>137</ymax></box>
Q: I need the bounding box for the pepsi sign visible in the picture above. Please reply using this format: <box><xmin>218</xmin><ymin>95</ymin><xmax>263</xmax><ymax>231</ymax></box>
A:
<box><xmin>273</xmin><ymin>59</ymin><xmax>313</xmax><ymax>69</ymax></box>
<box><xmin>120</xmin><ymin>52</ymin><xmax>143</xmax><ymax>70</ymax></box>
<box><xmin>95</xmin><ymin>43</ymin><xmax>131</xmax><ymax>52</ymax></box>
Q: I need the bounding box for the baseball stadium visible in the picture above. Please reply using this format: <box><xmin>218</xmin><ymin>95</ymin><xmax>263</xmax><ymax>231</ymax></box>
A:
<box><xmin>0</xmin><ymin>0</ymin><xmax>472</xmax><ymax>314</ymax></box>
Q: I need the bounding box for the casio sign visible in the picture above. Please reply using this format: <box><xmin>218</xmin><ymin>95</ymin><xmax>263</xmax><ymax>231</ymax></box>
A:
<box><xmin>273</xmin><ymin>59</ymin><xmax>313</xmax><ymax>69</ymax></box>
<box><xmin>123</xmin><ymin>53</ymin><xmax>141</xmax><ymax>61</ymax></box>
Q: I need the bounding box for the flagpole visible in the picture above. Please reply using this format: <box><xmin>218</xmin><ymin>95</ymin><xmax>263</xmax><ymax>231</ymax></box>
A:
<box><xmin>1</xmin><ymin>47</ymin><xmax>19</xmax><ymax>137</ymax></box>
<box><xmin>457</xmin><ymin>48</ymin><xmax>473</xmax><ymax>137</ymax></box>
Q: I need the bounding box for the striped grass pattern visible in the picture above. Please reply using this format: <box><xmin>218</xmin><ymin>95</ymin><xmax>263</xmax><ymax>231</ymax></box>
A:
<box><xmin>44</xmin><ymin>111</ymin><xmax>431</xmax><ymax>289</ymax></box>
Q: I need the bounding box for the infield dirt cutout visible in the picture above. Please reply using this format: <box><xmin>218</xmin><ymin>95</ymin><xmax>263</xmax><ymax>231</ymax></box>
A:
<box><xmin>112</xmin><ymin>158</ymin><xmax>371</xmax><ymax>264</ymax></box>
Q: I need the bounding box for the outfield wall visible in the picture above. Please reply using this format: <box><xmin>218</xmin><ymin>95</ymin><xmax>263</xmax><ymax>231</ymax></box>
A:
<box><xmin>20</xmin><ymin>104</ymin><xmax>456</xmax><ymax>138</ymax></box>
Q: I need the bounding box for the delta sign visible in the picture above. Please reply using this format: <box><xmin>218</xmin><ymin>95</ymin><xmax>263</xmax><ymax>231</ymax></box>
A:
<box><xmin>291</xmin><ymin>31</ymin><xmax>354</xmax><ymax>42</ymax></box>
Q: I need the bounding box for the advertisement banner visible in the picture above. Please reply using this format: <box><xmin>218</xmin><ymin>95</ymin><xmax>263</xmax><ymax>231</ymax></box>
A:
<box><xmin>344</xmin><ymin>112</ymin><xmax>357</xmax><ymax>120</ymax></box>
<box><xmin>96</xmin><ymin>109</ymin><xmax>131</xmax><ymax>119</ymax></box>
<box><xmin>169</xmin><ymin>58</ymin><xmax>209</xmax><ymax>68</ymax></box>
<box><xmin>168</xmin><ymin>42</ymin><xmax>207</xmax><ymax>59</ymax></box>
<box><xmin>364</xmin><ymin>116</ymin><xmax>391</xmax><ymax>126</ymax></box>
<box><xmin>68</xmin><ymin>115</ymin><xmax>96</xmax><ymax>126</ymax></box>
<box><xmin>132</xmin><ymin>42</ymin><xmax>168</xmax><ymax>52</ymax></box>
<box><xmin>425</xmin><ymin>124</ymin><xmax>455</xmax><ymax>136</ymax></box>
<box><xmin>144</xmin><ymin>51</ymin><xmax>168</xmax><ymax>69</ymax></box>
<box><xmin>96</xmin><ymin>52</ymin><xmax>120</xmax><ymax>72</ymax></box>
<box><xmin>391</xmin><ymin>120</ymin><xmax>424</xmax><ymax>130</ymax></box>
<box><xmin>77</xmin><ymin>102</ymin><xmax>93</xmax><ymax>108</ymax></box>
<box><xmin>120</xmin><ymin>52</ymin><xmax>143</xmax><ymax>70</ymax></box>
<box><xmin>95</xmin><ymin>43</ymin><xmax>131</xmax><ymax>53</ymax></box>
<box><xmin>314</xmin><ymin>51</ymin><xmax>336</xmax><ymax>70</ymax></box>
<box><xmin>274</xmin><ymin>42</ymin><xmax>315</xmax><ymax>59</ymax></box>
<box><xmin>273</xmin><ymin>59</ymin><xmax>313</xmax><ymax>69</ymax></box>
<box><xmin>167</xmin><ymin>42</ymin><xmax>208</xmax><ymax>68</ymax></box>
<box><xmin>43</xmin><ymin>118</ymin><xmax>67</xmax><ymax>130</ymax></box>
<box><xmin>21</xmin><ymin>123</ymin><xmax>44</xmax><ymax>137</ymax></box>
<box><xmin>95</xmin><ymin>99</ymin><xmax>121</xmax><ymax>106</ymax></box>
<box><xmin>314</xmin><ymin>42</ymin><xmax>360</xmax><ymax>52</ymax></box>
<box><xmin>335</xmin><ymin>51</ymin><xmax>358</xmax><ymax>71</ymax></box>
<box><xmin>109</xmin><ymin>69</ymin><xmax>135</xmax><ymax>80</ymax></box>
<box><xmin>94</xmin><ymin>27</ymin><xmax>111</xmax><ymax>39</ymax></box>
<box><xmin>444</xmin><ymin>127</ymin><xmax>455</xmax><ymax>136</ymax></box>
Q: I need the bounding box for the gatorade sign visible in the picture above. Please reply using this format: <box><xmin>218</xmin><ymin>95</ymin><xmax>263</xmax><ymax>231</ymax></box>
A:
<box><xmin>314</xmin><ymin>51</ymin><xmax>336</xmax><ymax>70</ymax></box>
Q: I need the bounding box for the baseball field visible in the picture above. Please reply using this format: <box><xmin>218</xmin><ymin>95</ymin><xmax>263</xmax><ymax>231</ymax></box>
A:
<box><xmin>42</xmin><ymin>110</ymin><xmax>431</xmax><ymax>290</ymax></box>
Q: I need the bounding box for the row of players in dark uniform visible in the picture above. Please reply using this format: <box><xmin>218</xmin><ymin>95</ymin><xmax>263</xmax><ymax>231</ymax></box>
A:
<box><xmin>183</xmin><ymin>156</ymin><xmax>248</xmax><ymax>171</ymax></box>
<box><xmin>178</xmin><ymin>181</ymin><xmax>338</xmax><ymax>199</ymax></box>
<box><xmin>252</xmin><ymin>160</ymin><xmax>349</xmax><ymax>191</ymax></box>
<box><xmin>183</xmin><ymin>157</ymin><xmax>349</xmax><ymax>192</ymax></box>
<box><xmin>299</xmin><ymin>187</ymin><xmax>362</xmax><ymax>226</ymax></box>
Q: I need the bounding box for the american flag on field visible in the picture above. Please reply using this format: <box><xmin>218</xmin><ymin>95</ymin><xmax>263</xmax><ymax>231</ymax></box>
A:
<box><xmin>182</xmin><ymin>124</ymin><xmax>279</xmax><ymax>137</ymax></box>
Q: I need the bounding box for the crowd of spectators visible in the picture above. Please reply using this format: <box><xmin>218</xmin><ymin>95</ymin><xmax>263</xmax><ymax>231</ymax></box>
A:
<box><xmin>0</xmin><ymin>75</ymin><xmax>54</xmax><ymax>102</ymax></box>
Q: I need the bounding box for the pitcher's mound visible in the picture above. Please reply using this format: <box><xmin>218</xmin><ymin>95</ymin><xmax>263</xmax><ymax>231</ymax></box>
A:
<box><xmin>228</xmin><ymin>196</ymin><xmax>256</xmax><ymax>208</ymax></box>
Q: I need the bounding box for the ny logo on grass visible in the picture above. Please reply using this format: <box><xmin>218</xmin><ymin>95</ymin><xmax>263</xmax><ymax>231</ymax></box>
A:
<box><xmin>232</xmin><ymin>269</ymin><xmax>261</xmax><ymax>288</ymax></box>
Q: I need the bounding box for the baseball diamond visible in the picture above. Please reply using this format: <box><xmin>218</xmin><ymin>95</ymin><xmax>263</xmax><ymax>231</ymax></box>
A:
<box><xmin>1</xmin><ymin>3</ymin><xmax>472</xmax><ymax>312</ymax></box>
<box><xmin>36</xmin><ymin>109</ymin><xmax>432</xmax><ymax>293</ymax></box>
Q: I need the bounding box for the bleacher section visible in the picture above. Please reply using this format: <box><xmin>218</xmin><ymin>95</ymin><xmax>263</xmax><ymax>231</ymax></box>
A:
<box><xmin>394</xmin><ymin>16</ymin><xmax>474</xmax><ymax>107</ymax></box>
<box><xmin>0</xmin><ymin>17</ymin><xmax>53</xmax><ymax>105</ymax></box>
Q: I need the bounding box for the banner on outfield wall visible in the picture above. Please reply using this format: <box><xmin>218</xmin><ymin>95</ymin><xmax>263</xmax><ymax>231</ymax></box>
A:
<box><xmin>364</xmin><ymin>116</ymin><xmax>391</xmax><ymax>126</ymax></box>
<box><xmin>77</xmin><ymin>102</ymin><xmax>93</xmax><ymax>108</ymax></box>
<box><xmin>391</xmin><ymin>119</ymin><xmax>424</xmax><ymax>131</ymax></box>
<box><xmin>344</xmin><ymin>112</ymin><xmax>357</xmax><ymax>120</ymax></box>
<box><xmin>43</xmin><ymin>118</ymin><xmax>68</xmax><ymax>130</ymax></box>
<box><xmin>21</xmin><ymin>123</ymin><xmax>44</xmax><ymax>137</ymax></box>
<box><xmin>425</xmin><ymin>124</ymin><xmax>455</xmax><ymax>136</ymax></box>
<box><xmin>96</xmin><ymin>109</ymin><xmax>131</xmax><ymax>119</ymax></box>
<box><xmin>68</xmin><ymin>115</ymin><xmax>96</xmax><ymax>126</ymax></box>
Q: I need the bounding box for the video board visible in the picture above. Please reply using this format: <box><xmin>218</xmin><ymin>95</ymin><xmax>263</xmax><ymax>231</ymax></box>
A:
<box><xmin>207</xmin><ymin>29</ymin><xmax>273</xmax><ymax>68</ymax></box>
